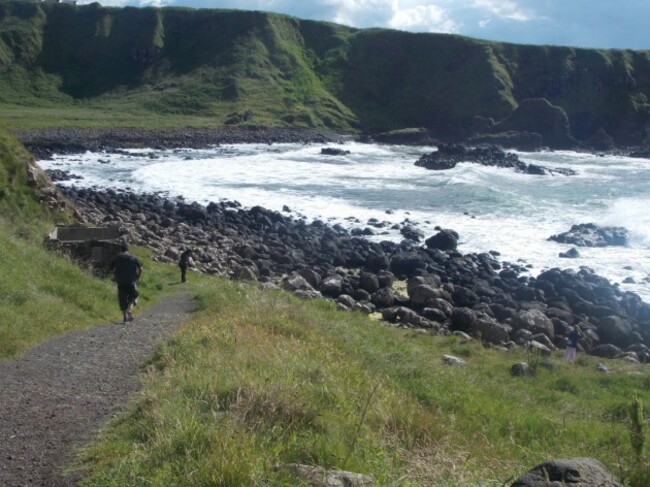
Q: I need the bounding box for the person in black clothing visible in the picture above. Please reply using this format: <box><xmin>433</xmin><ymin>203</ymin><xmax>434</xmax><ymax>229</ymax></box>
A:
<box><xmin>110</xmin><ymin>242</ymin><xmax>142</xmax><ymax>323</ymax></box>
<box><xmin>178</xmin><ymin>248</ymin><xmax>193</xmax><ymax>283</ymax></box>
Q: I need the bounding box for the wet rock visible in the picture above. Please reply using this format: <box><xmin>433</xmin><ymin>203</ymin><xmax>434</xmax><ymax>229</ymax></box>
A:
<box><xmin>321</xmin><ymin>147</ymin><xmax>351</xmax><ymax>156</ymax></box>
<box><xmin>549</xmin><ymin>223</ymin><xmax>629</xmax><ymax>247</ymax></box>
<box><xmin>559</xmin><ymin>247</ymin><xmax>580</xmax><ymax>258</ymax></box>
<box><xmin>415</xmin><ymin>144</ymin><xmax>523</xmax><ymax>171</ymax></box>
<box><xmin>425</xmin><ymin>229</ymin><xmax>458</xmax><ymax>251</ymax></box>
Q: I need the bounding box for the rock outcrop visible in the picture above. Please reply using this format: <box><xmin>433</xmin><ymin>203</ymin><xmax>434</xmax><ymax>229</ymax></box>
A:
<box><xmin>511</xmin><ymin>458</ymin><xmax>623</xmax><ymax>487</ymax></box>
<box><xmin>415</xmin><ymin>144</ymin><xmax>576</xmax><ymax>175</ymax></box>
<box><xmin>549</xmin><ymin>223</ymin><xmax>630</xmax><ymax>247</ymax></box>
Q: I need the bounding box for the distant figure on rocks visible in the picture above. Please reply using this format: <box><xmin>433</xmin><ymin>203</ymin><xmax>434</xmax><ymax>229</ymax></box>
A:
<box><xmin>563</xmin><ymin>326</ymin><xmax>579</xmax><ymax>364</ymax></box>
<box><xmin>179</xmin><ymin>248</ymin><xmax>193</xmax><ymax>283</ymax></box>
<box><xmin>110</xmin><ymin>241</ymin><xmax>142</xmax><ymax>323</ymax></box>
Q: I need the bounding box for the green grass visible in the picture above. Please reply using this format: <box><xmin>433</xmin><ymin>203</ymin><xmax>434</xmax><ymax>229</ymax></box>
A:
<box><xmin>0</xmin><ymin>123</ymin><xmax>181</xmax><ymax>360</ymax></box>
<box><xmin>0</xmin><ymin>217</ymin><xmax>183</xmax><ymax>360</ymax></box>
<box><xmin>72</xmin><ymin>277</ymin><xmax>650</xmax><ymax>486</ymax></box>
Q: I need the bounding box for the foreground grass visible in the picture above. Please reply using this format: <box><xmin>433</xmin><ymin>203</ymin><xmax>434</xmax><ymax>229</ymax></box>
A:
<box><xmin>75</xmin><ymin>277</ymin><xmax>650</xmax><ymax>486</ymax></box>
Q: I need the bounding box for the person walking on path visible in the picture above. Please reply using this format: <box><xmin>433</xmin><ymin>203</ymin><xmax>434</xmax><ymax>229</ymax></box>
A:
<box><xmin>563</xmin><ymin>325</ymin><xmax>579</xmax><ymax>364</ymax></box>
<box><xmin>110</xmin><ymin>241</ymin><xmax>142</xmax><ymax>323</ymax></box>
<box><xmin>178</xmin><ymin>248</ymin><xmax>193</xmax><ymax>283</ymax></box>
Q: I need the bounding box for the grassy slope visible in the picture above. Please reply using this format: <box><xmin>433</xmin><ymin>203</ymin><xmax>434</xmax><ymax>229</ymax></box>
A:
<box><xmin>1</xmin><ymin>0</ymin><xmax>649</xmax><ymax>140</ymax></box>
<box><xmin>0</xmin><ymin>124</ymin><xmax>179</xmax><ymax>359</ymax></box>
<box><xmin>75</xmin><ymin>277</ymin><xmax>650</xmax><ymax>486</ymax></box>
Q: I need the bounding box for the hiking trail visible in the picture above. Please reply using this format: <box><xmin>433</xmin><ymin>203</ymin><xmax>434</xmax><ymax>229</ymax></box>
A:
<box><xmin>0</xmin><ymin>293</ymin><xmax>194</xmax><ymax>487</ymax></box>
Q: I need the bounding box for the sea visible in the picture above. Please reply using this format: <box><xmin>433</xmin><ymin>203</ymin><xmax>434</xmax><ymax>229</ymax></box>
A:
<box><xmin>37</xmin><ymin>141</ymin><xmax>650</xmax><ymax>301</ymax></box>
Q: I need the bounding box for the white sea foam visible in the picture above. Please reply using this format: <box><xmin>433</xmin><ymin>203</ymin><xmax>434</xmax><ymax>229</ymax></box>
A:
<box><xmin>38</xmin><ymin>142</ymin><xmax>650</xmax><ymax>300</ymax></box>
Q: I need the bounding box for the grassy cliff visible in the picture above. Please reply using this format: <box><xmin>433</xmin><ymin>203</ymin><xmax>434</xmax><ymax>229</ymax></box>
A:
<box><xmin>1</xmin><ymin>0</ymin><xmax>649</xmax><ymax>145</ymax></box>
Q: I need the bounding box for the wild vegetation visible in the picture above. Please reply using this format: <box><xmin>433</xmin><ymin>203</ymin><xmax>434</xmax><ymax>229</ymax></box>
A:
<box><xmin>72</xmin><ymin>277</ymin><xmax>650</xmax><ymax>486</ymax></box>
<box><xmin>1</xmin><ymin>0</ymin><xmax>649</xmax><ymax>145</ymax></box>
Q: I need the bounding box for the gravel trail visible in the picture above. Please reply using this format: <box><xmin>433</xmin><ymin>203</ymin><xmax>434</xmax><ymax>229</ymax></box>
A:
<box><xmin>0</xmin><ymin>293</ymin><xmax>194</xmax><ymax>487</ymax></box>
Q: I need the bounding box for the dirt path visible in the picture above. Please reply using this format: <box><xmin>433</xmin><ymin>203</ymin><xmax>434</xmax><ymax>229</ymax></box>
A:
<box><xmin>0</xmin><ymin>293</ymin><xmax>194</xmax><ymax>487</ymax></box>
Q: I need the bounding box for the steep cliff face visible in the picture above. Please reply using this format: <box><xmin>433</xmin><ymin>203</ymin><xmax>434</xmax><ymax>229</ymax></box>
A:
<box><xmin>1</xmin><ymin>0</ymin><xmax>649</xmax><ymax>146</ymax></box>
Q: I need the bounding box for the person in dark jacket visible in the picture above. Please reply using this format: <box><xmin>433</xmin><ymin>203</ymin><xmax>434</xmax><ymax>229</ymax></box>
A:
<box><xmin>178</xmin><ymin>248</ymin><xmax>193</xmax><ymax>283</ymax></box>
<box><xmin>110</xmin><ymin>242</ymin><xmax>142</xmax><ymax>323</ymax></box>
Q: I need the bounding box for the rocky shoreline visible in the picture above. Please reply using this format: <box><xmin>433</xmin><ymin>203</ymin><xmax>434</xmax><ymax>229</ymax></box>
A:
<box><xmin>16</xmin><ymin>126</ymin><xmax>349</xmax><ymax>160</ymax></box>
<box><xmin>24</xmin><ymin>126</ymin><xmax>650</xmax><ymax>363</ymax></box>
<box><xmin>58</xmin><ymin>184</ymin><xmax>650</xmax><ymax>364</ymax></box>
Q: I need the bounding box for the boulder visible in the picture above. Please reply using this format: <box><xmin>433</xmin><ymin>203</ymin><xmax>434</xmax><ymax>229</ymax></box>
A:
<box><xmin>407</xmin><ymin>275</ymin><xmax>440</xmax><ymax>296</ymax></box>
<box><xmin>590</xmin><ymin>344</ymin><xmax>623</xmax><ymax>359</ymax></box>
<box><xmin>400</xmin><ymin>225</ymin><xmax>424</xmax><ymax>241</ymax></box>
<box><xmin>276</xmin><ymin>463</ymin><xmax>374</xmax><ymax>487</ymax></box>
<box><xmin>298</xmin><ymin>268</ymin><xmax>322</xmax><ymax>289</ymax></box>
<box><xmin>320</xmin><ymin>275</ymin><xmax>344</xmax><ymax>298</ymax></box>
<box><xmin>425</xmin><ymin>230</ymin><xmax>459</xmax><ymax>251</ymax></box>
<box><xmin>422</xmin><ymin>307</ymin><xmax>447</xmax><ymax>323</ymax></box>
<box><xmin>234</xmin><ymin>265</ymin><xmax>258</xmax><ymax>281</ymax></box>
<box><xmin>510</xmin><ymin>362</ymin><xmax>535</xmax><ymax>377</ymax></box>
<box><xmin>559</xmin><ymin>247</ymin><xmax>580</xmax><ymax>259</ymax></box>
<box><xmin>476</xmin><ymin>319</ymin><xmax>510</xmax><ymax>344</ymax></box>
<box><xmin>450</xmin><ymin>307</ymin><xmax>476</xmax><ymax>333</ymax></box>
<box><xmin>596</xmin><ymin>316</ymin><xmax>636</xmax><ymax>348</ymax></box>
<box><xmin>320</xmin><ymin>147</ymin><xmax>351</xmax><ymax>156</ymax></box>
<box><xmin>371</xmin><ymin>287</ymin><xmax>396</xmax><ymax>308</ymax></box>
<box><xmin>442</xmin><ymin>354</ymin><xmax>466</xmax><ymax>367</ymax></box>
<box><xmin>415</xmin><ymin>144</ymin><xmax>523</xmax><ymax>171</ymax></box>
<box><xmin>549</xmin><ymin>223</ymin><xmax>629</xmax><ymax>247</ymax></box>
<box><xmin>359</xmin><ymin>271</ymin><xmax>380</xmax><ymax>293</ymax></box>
<box><xmin>336</xmin><ymin>294</ymin><xmax>357</xmax><ymax>310</ymax></box>
<box><xmin>409</xmin><ymin>285</ymin><xmax>442</xmax><ymax>307</ymax></box>
<box><xmin>282</xmin><ymin>274</ymin><xmax>316</xmax><ymax>293</ymax></box>
<box><xmin>527</xmin><ymin>340</ymin><xmax>553</xmax><ymax>356</ymax></box>
<box><xmin>377</xmin><ymin>270</ymin><xmax>396</xmax><ymax>288</ymax></box>
<box><xmin>512</xmin><ymin>310</ymin><xmax>555</xmax><ymax>340</ymax></box>
<box><xmin>389</xmin><ymin>252</ymin><xmax>428</xmax><ymax>278</ymax></box>
<box><xmin>511</xmin><ymin>458</ymin><xmax>623</xmax><ymax>487</ymax></box>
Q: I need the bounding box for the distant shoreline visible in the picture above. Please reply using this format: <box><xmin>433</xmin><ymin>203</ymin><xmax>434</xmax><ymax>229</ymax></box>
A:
<box><xmin>17</xmin><ymin>126</ymin><xmax>648</xmax><ymax>161</ymax></box>
<box><xmin>16</xmin><ymin>126</ymin><xmax>350</xmax><ymax>159</ymax></box>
